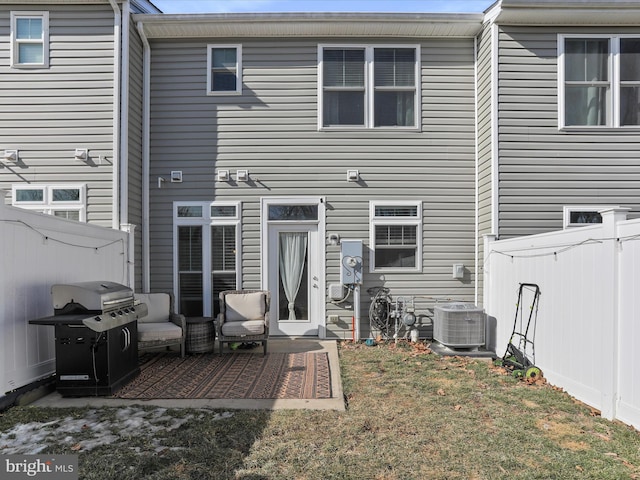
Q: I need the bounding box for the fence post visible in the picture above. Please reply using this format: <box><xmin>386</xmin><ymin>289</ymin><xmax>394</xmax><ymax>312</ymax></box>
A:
<box><xmin>121</xmin><ymin>223</ymin><xmax>136</xmax><ymax>290</ymax></box>
<box><xmin>482</xmin><ymin>234</ymin><xmax>498</xmax><ymax>352</ymax></box>
<box><xmin>0</xmin><ymin>189</ymin><xmax>8</xmax><ymax>211</ymax></box>
<box><xmin>482</xmin><ymin>234</ymin><xmax>497</xmax><ymax>310</ymax></box>
<box><xmin>599</xmin><ymin>207</ymin><xmax>629</xmax><ymax>420</ymax></box>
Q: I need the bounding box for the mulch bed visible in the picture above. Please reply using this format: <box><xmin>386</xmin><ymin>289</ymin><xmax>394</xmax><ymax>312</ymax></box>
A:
<box><xmin>114</xmin><ymin>352</ymin><xmax>331</xmax><ymax>400</ymax></box>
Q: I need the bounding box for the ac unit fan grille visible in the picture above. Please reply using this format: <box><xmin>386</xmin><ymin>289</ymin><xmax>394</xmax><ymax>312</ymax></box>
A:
<box><xmin>434</xmin><ymin>303</ymin><xmax>486</xmax><ymax>349</ymax></box>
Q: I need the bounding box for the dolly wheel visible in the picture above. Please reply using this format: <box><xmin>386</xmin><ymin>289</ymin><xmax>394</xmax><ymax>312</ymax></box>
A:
<box><xmin>526</xmin><ymin>366</ymin><xmax>542</xmax><ymax>380</ymax></box>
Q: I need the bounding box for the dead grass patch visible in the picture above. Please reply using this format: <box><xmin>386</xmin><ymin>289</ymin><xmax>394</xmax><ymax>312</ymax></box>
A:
<box><xmin>1</xmin><ymin>340</ymin><xmax>640</xmax><ymax>479</ymax></box>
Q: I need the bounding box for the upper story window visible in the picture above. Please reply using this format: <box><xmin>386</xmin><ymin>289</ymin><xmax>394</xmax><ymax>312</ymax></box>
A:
<box><xmin>12</xmin><ymin>184</ymin><xmax>86</xmax><ymax>221</ymax></box>
<box><xmin>11</xmin><ymin>11</ymin><xmax>49</xmax><ymax>68</ymax></box>
<box><xmin>319</xmin><ymin>45</ymin><xmax>420</xmax><ymax>129</ymax></box>
<box><xmin>559</xmin><ymin>35</ymin><xmax>640</xmax><ymax>128</ymax></box>
<box><xmin>207</xmin><ymin>45</ymin><xmax>242</xmax><ymax>95</ymax></box>
<box><xmin>369</xmin><ymin>201</ymin><xmax>422</xmax><ymax>272</ymax></box>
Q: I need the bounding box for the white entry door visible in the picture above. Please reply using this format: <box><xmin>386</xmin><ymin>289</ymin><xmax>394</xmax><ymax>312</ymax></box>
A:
<box><xmin>267</xmin><ymin>224</ymin><xmax>321</xmax><ymax>336</ymax></box>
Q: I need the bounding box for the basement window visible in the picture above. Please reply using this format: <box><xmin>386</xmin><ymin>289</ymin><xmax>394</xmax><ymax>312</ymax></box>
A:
<box><xmin>562</xmin><ymin>206</ymin><xmax>610</xmax><ymax>228</ymax></box>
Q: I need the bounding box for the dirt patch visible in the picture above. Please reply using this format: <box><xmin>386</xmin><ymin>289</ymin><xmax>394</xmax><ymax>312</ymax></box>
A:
<box><xmin>536</xmin><ymin>417</ymin><xmax>589</xmax><ymax>452</ymax></box>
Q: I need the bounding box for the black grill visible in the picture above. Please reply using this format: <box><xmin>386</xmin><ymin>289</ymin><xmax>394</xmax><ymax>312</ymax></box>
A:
<box><xmin>30</xmin><ymin>282</ymin><xmax>147</xmax><ymax>397</ymax></box>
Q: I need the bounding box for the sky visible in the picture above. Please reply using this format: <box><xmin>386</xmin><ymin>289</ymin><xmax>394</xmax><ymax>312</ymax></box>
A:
<box><xmin>150</xmin><ymin>0</ymin><xmax>495</xmax><ymax>14</ymax></box>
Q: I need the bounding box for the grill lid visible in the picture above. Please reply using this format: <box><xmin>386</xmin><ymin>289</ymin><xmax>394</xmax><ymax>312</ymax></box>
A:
<box><xmin>52</xmin><ymin>281</ymin><xmax>133</xmax><ymax>312</ymax></box>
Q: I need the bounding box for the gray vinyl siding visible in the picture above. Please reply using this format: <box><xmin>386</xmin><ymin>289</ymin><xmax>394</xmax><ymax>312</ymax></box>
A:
<box><xmin>0</xmin><ymin>4</ymin><xmax>115</xmax><ymax>226</ymax></box>
<box><xmin>476</xmin><ymin>21</ymin><xmax>494</xmax><ymax>307</ymax></box>
<box><xmin>148</xmin><ymin>37</ymin><xmax>478</xmax><ymax>338</ymax></box>
<box><xmin>496</xmin><ymin>26</ymin><xmax>640</xmax><ymax>239</ymax></box>
<box><xmin>128</xmin><ymin>18</ymin><xmax>144</xmax><ymax>290</ymax></box>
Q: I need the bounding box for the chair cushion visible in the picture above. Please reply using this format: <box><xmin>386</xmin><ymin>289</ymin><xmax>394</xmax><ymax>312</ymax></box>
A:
<box><xmin>221</xmin><ymin>320</ymin><xmax>265</xmax><ymax>337</ymax></box>
<box><xmin>224</xmin><ymin>292</ymin><xmax>266</xmax><ymax>322</ymax></box>
<box><xmin>135</xmin><ymin>293</ymin><xmax>170</xmax><ymax>324</ymax></box>
<box><xmin>138</xmin><ymin>322</ymin><xmax>182</xmax><ymax>342</ymax></box>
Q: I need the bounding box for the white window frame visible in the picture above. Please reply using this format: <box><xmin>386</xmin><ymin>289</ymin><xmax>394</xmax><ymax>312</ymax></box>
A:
<box><xmin>206</xmin><ymin>44</ymin><xmax>242</xmax><ymax>96</ymax></box>
<box><xmin>558</xmin><ymin>34</ymin><xmax>640</xmax><ymax>129</ymax></box>
<box><xmin>563</xmin><ymin>205</ymin><xmax>616</xmax><ymax>228</ymax></box>
<box><xmin>173</xmin><ymin>201</ymin><xmax>242</xmax><ymax>317</ymax></box>
<box><xmin>11</xmin><ymin>184</ymin><xmax>86</xmax><ymax>221</ymax></box>
<box><xmin>10</xmin><ymin>11</ymin><xmax>49</xmax><ymax>68</ymax></box>
<box><xmin>318</xmin><ymin>44</ymin><xmax>421</xmax><ymax>130</ymax></box>
<box><xmin>369</xmin><ymin>200</ymin><xmax>422</xmax><ymax>273</ymax></box>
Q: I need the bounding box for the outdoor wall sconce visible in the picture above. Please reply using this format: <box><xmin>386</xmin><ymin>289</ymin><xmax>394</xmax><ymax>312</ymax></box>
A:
<box><xmin>236</xmin><ymin>169</ymin><xmax>249</xmax><ymax>182</ymax></box>
<box><xmin>3</xmin><ymin>150</ymin><xmax>18</xmax><ymax>162</ymax></box>
<box><xmin>74</xmin><ymin>148</ymin><xmax>88</xmax><ymax>161</ymax></box>
<box><xmin>347</xmin><ymin>169</ymin><xmax>359</xmax><ymax>182</ymax></box>
<box><xmin>217</xmin><ymin>169</ymin><xmax>230</xmax><ymax>182</ymax></box>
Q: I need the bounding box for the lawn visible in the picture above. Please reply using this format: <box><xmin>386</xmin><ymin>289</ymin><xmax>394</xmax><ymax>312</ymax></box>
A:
<box><xmin>1</xmin><ymin>341</ymin><xmax>639</xmax><ymax>479</ymax></box>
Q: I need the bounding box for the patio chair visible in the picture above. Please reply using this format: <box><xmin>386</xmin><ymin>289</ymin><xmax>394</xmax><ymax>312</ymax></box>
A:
<box><xmin>217</xmin><ymin>290</ymin><xmax>270</xmax><ymax>355</ymax></box>
<box><xmin>135</xmin><ymin>292</ymin><xmax>186</xmax><ymax>358</ymax></box>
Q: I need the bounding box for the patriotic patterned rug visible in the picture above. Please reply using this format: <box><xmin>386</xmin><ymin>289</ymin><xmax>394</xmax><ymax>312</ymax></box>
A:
<box><xmin>115</xmin><ymin>352</ymin><xmax>331</xmax><ymax>400</ymax></box>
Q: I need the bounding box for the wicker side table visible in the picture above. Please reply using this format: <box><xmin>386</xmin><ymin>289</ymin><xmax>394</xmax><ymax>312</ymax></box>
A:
<box><xmin>186</xmin><ymin>317</ymin><xmax>215</xmax><ymax>354</ymax></box>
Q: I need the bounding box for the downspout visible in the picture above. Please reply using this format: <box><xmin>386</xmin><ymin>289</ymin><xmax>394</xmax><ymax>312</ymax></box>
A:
<box><xmin>108</xmin><ymin>0</ymin><xmax>121</xmax><ymax>230</ymax></box>
<box><xmin>490</xmin><ymin>22</ymin><xmax>499</xmax><ymax>238</ymax></box>
<box><xmin>136</xmin><ymin>21</ymin><xmax>151</xmax><ymax>292</ymax></box>
<box><xmin>474</xmin><ymin>35</ymin><xmax>479</xmax><ymax>306</ymax></box>
<box><xmin>119</xmin><ymin>0</ymin><xmax>131</xmax><ymax>227</ymax></box>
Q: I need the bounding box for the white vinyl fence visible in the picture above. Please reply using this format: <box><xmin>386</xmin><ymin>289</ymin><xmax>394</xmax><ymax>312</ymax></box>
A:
<box><xmin>484</xmin><ymin>208</ymin><xmax>640</xmax><ymax>430</ymax></box>
<box><xmin>0</xmin><ymin>197</ymin><xmax>134</xmax><ymax>398</ymax></box>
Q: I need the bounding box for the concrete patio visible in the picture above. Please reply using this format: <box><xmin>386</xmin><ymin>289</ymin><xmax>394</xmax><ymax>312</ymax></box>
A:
<box><xmin>30</xmin><ymin>339</ymin><xmax>345</xmax><ymax>411</ymax></box>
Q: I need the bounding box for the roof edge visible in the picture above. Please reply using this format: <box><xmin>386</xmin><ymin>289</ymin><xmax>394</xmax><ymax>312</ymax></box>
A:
<box><xmin>133</xmin><ymin>12</ymin><xmax>484</xmax><ymax>39</ymax></box>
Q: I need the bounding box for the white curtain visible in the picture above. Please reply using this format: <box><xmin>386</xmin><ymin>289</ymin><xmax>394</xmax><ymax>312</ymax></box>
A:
<box><xmin>279</xmin><ymin>232</ymin><xmax>307</xmax><ymax>321</ymax></box>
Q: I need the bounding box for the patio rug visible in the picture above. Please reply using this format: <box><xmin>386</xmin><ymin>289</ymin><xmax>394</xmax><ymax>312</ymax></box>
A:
<box><xmin>114</xmin><ymin>352</ymin><xmax>331</xmax><ymax>400</ymax></box>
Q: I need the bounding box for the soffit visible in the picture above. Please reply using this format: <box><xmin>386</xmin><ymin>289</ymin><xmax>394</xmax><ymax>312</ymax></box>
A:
<box><xmin>133</xmin><ymin>13</ymin><xmax>484</xmax><ymax>39</ymax></box>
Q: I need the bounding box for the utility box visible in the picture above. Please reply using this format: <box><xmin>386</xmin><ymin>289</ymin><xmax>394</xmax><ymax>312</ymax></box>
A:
<box><xmin>340</xmin><ymin>239</ymin><xmax>363</xmax><ymax>284</ymax></box>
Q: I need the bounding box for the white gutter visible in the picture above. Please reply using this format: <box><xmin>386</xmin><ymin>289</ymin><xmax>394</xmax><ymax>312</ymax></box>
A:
<box><xmin>136</xmin><ymin>21</ymin><xmax>151</xmax><ymax>292</ymax></box>
<box><xmin>119</xmin><ymin>0</ymin><xmax>131</xmax><ymax>227</ymax></box>
<box><xmin>108</xmin><ymin>0</ymin><xmax>121</xmax><ymax>230</ymax></box>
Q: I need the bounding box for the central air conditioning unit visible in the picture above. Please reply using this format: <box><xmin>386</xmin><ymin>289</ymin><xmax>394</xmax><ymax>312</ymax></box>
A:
<box><xmin>434</xmin><ymin>302</ymin><xmax>486</xmax><ymax>349</ymax></box>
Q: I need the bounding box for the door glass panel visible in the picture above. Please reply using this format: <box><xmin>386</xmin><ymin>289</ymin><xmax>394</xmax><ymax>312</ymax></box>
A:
<box><xmin>211</xmin><ymin>205</ymin><xmax>236</xmax><ymax>217</ymax></box>
<box><xmin>278</xmin><ymin>232</ymin><xmax>309</xmax><ymax>321</ymax></box>
<box><xmin>52</xmin><ymin>189</ymin><xmax>80</xmax><ymax>202</ymax></box>
<box><xmin>177</xmin><ymin>206</ymin><xmax>203</xmax><ymax>217</ymax></box>
<box><xmin>268</xmin><ymin>205</ymin><xmax>318</xmax><ymax>221</ymax></box>
<box><xmin>178</xmin><ymin>226</ymin><xmax>203</xmax><ymax>316</ymax></box>
<box><xmin>15</xmin><ymin>189</ymin><xmax>44</xmax><ymax>202</ymax></box>
<box><xmin>211</xmin><ymin>225</ymin><xmax>236</xmax><ymax>315</ymax></box>
<box><xmin>53</xmin><ymin>210</ymin><xmax>80</xmax><ymax>221</ymax></box>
